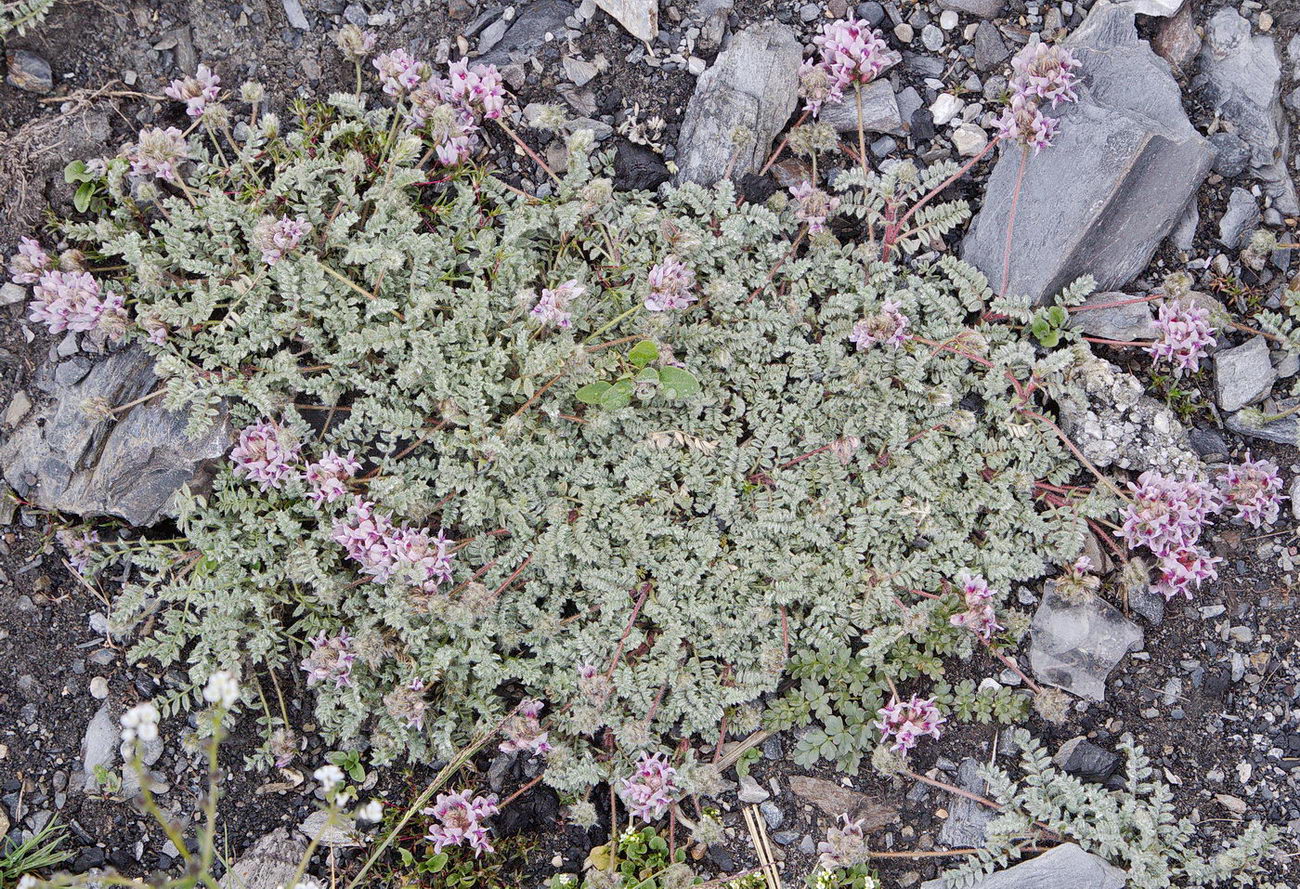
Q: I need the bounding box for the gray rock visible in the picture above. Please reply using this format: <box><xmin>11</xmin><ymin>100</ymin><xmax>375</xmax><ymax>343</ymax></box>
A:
<box><xmin>819</xmin><ymin>80</ymin><xmax>906</xmax><ymax>136</ymax></box>
<box><xmin>1167</xmin><ymin>197</ymin><xmax>1198</xmax><ymax>252</ymax></box>
<box><xmin>220</xmin><ymin>828</ymin><xmax>309</xmax><ymax>889</ymax></box>
<box><xmin>1209</xmin><ymin>132</ymin><xmax>1251</xmax><ymax>177</ymax></box>
<box><xmin>1054</xmin><ymin>737</ymin><xmax>1119</xmax><ymax>782</ymax></box>
<box><xmin>0</xmin><ymin>346</ymin><xmax>233</xmax><ymax>526</ymax></box>
<box><xmin>1112</xmin><ymin>0</ymin><xmax>1182</xmax><ymax>16</ymax></box>
<box><xmin>937</xmin><ymin>758</ymin><xmax>996</xmax><ymax>847</ymax></box>
<box><xmin>1056</xmin><ymin>351</ymin><xmax>1199</xmax><ymax>476</ymax></box>
<box><xmin>478</xmin><ymin>1</ymin><xmax>575</xmax><ymax>67</ymax></box>
<box><xmin>4</xmin><ymin>389</ymin><xmax>32</xmax><ymax>427</ymax></box>
<box><xmin>922</xmin><ymin>24</ymin><xmax>945</xmax><ymax>51</ymax></box>
<box><xmin>675</xmin><ymin>24</ymin><xmax>801</xmax><ymax>186</ymax></box>
<box><xmin>788</xmin><ymin>775</ymin><xmax>896</xmax><ymax>828</ymax></box>
<box><xmin>1128</xmin><ymin>582</ymin><xmax>1165</xmax><ymax>626</ymax></box>
<box><xmin>5</xmin><ymin>49</ymin><xmax>53</xmax><ymax>93</ymax></box>
<box><xmin>962</xmin><ymin>2</ymin><xmax>1213</xmax><ymax>304</ymax></box>
<box><xmin>759</xmin><ymin>800</ymin><xmax>785</xmax><ymax>830</ymax></box>
<box><xmin>1066</xmin><ymin>292</ymin><xmax>1157</xmax><ymax>341</ymax></box>
<box><xmin>1029</xmin><ymin>584</ymin><xmax>1143</xmax><ymax>702</ymax></box>
<box><xmin>281</xmin><ymin>0</ymin><xmax>310</xmax><ymax>30</ymax></box>
<box><xmin>81</xmin><ymin>703</ymin><xmax>117</xmax><ymax>792</ymax></box>
<box><xmin>953</xmin><ymin>124</ymin><xmax>989</xmax><ymax>157</ymax></box>
<box><xmin>1218</xmin><ymin>187</ymin><xmax>1259</xmax><ymax>249</ymax></box>
<box><xmin>1151</xmin><ymin>2</ymin><xmax>1200</xmax><ymax>74</ymax></box>
<box><xmin>973</xmin><ymin>21</ymin><xmax>1011</xmax><ymax>71</ymax></box>
<box><xmin>594</xmin><ymin>0</ymin><xmax>657</xmax><ymax>42</ymax></box>
<box><xmin>1215</xmin><ymin>335</ymin><xmax>1276</xmax><ymax>412</ymax></box>
<box><xmin>938</xmin><ymin>0</ymin><xmax>1004</xmax><ymax>20</ymax></box>
<box><xmin>1197</xmin><ymin>10</ymin><xmax>1298</xmax><ymax>214</ymax></box>
<box><xmin>1226</xmin><ymin>399</ymin><xmax>1298</xmax><ymax>445</ymax></box>
<box><xmin>921</xmin><ymin>843</ymin><xmax>1127</xmax><ymax>889</ymax></box>
<box><xmin>737</xmin><ymin>773</ymin><xmax>770</xmax><ymax>803</ymax></box>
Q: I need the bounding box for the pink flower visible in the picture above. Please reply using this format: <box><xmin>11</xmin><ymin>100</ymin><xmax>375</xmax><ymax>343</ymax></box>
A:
<box><xmin>1117</xmin><ymin>471</ymin><xmax>1222</xmax><ymax>557</ymax></box>
<box><xmin>253</xmin><ymin>215</ymin><xmax>312</xmax><ymax>266</ymax></box>
<box><xmin>407</xmin><ymin>91</ymin><xmax>478</xmax><ymax>165</ymax></box>
<box><xmin>28</xmin><ymin>270</ymin><xmax>111</xmax><ymax>334</ymax></box>
<box><xmin>817</xmin><ymin>815</ymin><xmax>869</xmax><ymax>871</ymax></box>
<box><xmin>788</xmin><ymin>181</ymin><xmax>841</xmax><ymax>234</ymax></box>
<box><xmin>389</xmin><ymin>526</ymin><xmax>455</xmax><ymax>593</ymax></box>
<box><xmin>1145</xmin><ymin>299</ymin><xmax>1216</xmax><ymax>377</ymax></box>
<box><xmin>385</xmin><ymin>677</ymin><xmax>429</xmax><ymax>729</ymax></box>
<box><xmin>140</xmin><ymin>315</ymin><xmax>170</xmax><ymax>345</ymax></box>
<box><xmin>301</xmin><ymin>630</ymin><xmax>357</xmax><ymax>688</ymax></box>
<box><xmin>9</xmin><ymin>237</ymin><xmax>51</xmax><ymax>284</ymax></box>
<box><xmin>446</xmin><ymin>59</ymin><xmax>507</xmax><ymax>120</ymax></box>
<box><xmin>424</xmin><ymin>790</ymin><xmax>499</xmax><ymax>856</ymax></box>
<box><xmin>373</xmin><ymin>49</ymin><xmax>427</xmax><ymax>96</ymax></box>
<box><xmin>949</xmin><ymin>573</ymin><xmax>1002</xmax><ymax>641</ymax></box>
<box><xmin>798</xmin><ymin>59</ymin><xmax>840</xmax><ymax>117</ymax></box>
<box><xmin>126</xmin><ymin>127</ymin><xmax>190</xmax><ymax>182</ymax></box>
<box><xmin>59</xmin><ymin>529</ymin><xmax>99</xmax><ymax>576</ymax></box>
<box><xmin>875</xmin><ymin>695</ymin><xmax>944</xmax><ymax>752</ymax></box>
<box><xmin>1153</xmin><ymin>546</ymin><xmax>1221</xmax><ymax>600</ymax></box>
<box><xmin>330</xmin><ymin>497</ymin><xmax>456</xmax><ymax>592</ymax></box>
<box><xmin>810</xmin><ymin>19</ymin><xmax>896</xmax><ymax>101</ymax></box>
<box><xmin>1009</xmin><ymin>40</ymin><xmax>1080</xmax><ymax>109</ymax></box>
<box><xmin>850</xmin><ymin>298</ymin><xmax>909</xmax><ymax>350</ymax></box>
<box><xmin>499</xmin><ymin>699</ymin><xmax>552</xmax><ymax>756</ymax></box>
<box><xmin>1220</xmin><ymin>454</ymin><xmax>1286</xmax><ymax>528</ymax></box>
<box><xmin>229</xmin><ymin>420</ymin><xmax>301</xmax><ymax>490</ymax></box>
<box><xmin>165</xmin><ymin>64</ymin><xmax>222</xmax><ymax>118</ymax></box>
<box><xmin>995</xmin><ymin>93</ymin><xmax>1060</xmax><ymax>154</ymax></box>
<box><xmin>618</xmin><ymin>752</ymin><xmax>680</xmax><ymax>822</ymax></box>
<box><xmin>531</xmin><ymin>279</ymin><xmax>583</xmax><ymax>328</ymax></box>
<box><xmin>305</xmin><ymin>450</ymin><xmax>361</xmax><ymax>505</ymax></box>
<box><xmin>645</xmin><ymin>256</ymin><xmax>697</xmax><ymax>312</ymax></box>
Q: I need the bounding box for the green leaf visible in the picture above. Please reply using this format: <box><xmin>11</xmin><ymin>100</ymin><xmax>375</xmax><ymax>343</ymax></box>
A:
<box><xmin>658</xmin><ymin>366</ymin><xmax>700</xmax><ymax>399</ymax></box>
<box><xmin>1046</xmin><ymin>305</ymin><xmax>1068</xmax><ymax>326</ymax></box>
<box><xmin>600</xmin><ymin>379</ymin><xmax>633</xmax><ymax>409</ymax></box>
<box><xmin>74</xmin><ymin>183</ymin><xmax>95</xmax><ymax>213</ymax></box>
<box><xmin>64</xmin><ymin>160</ymin><xmax>88</xmax><ymax>184</ymax></box>
<box><xmin>425</xmin><ymin>852</ymin><xmax>449</xmax><ymax>873</ymax></box>
<box><xmin>635</xmin><ymin>367</ymin><xmax>659</xmax><ymax>383</ymax></box>
<box><xmin>628</xmin><ymin>339</ymin><xmax>659</xmax><ymax>368</ymax></box>
<box><xmin>575</xmin><ymin>381</ymin><xmax>611</xmax><ymax>405</ymax></box>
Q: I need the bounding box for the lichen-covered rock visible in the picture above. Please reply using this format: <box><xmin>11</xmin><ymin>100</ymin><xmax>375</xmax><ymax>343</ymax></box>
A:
<box><xmin>1057</xmin><ymin>350</ymin><xmax>1198</xmax><ymax>476</ymax></box>
<box><xmin>1030</xmin><ymin>584</ymin><xmax>1143</xmax><ymax>702</ymax></box>
<box><xmin>219</xmin><ymin>828</ymin><xmax>308</xmax><ymax>889</ymax></box>
<box><xmin>0</xmin><ymin>346</ymin><xmax>232</xmax><ymax>526</ymax></box>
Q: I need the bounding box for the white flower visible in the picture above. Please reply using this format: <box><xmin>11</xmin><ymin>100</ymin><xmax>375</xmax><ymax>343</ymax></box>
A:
<box><xmin>314</xmin><ymin>763</ymin><xmax>346</xmax><ymax>792</ymax></box>
<box><xmin>356</xmin><ymin>799</ymin><xmax>384</xmax><ymax>824</ymax></box>
<box><xmin>203</xmin><ymin>670</ymin><xmax>241</xmax><ymax>708</ymax></box>
<box><xmin>17</xmin><ymin>875</ymin><xmax>40</xmax><ymax>889</ymax></box>
<box><xmin>120</xmin><ymin>701</ymin><xmax>161</xmax><ymax>744</ymax></box>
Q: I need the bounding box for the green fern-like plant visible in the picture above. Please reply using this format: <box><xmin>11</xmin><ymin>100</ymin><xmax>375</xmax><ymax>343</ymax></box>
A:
<box><xmin>1</xmin><ymin>0</ymin><xmax>56</xmax><ymax>37</ymax></box>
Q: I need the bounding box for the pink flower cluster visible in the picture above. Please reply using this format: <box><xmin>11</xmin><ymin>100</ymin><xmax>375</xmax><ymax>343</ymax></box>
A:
<box><xmin>253</xmin><ymin>215</ymin><xmax>313</xmax><ymax>266</ymax></box>
<box><xmin>531</xmin><ymin>279</ymin><xmax>583</xmax><ymax>329</ymax></box>
<box><xmin>1220</xmin><ymin>454</ymin><xmax>1286</xmax><ymax>528</ymax></box>
<box><xmin>305</xmin><ymin>450</ymin><xmax>361</xmax><ymax>505</ymax></box>
<box><xmin>996</xmin><ymin>39</ymin><xmax>1081</xmax><ymax>154</ymax></box>
<box><xmin>618</xmin><ymin>752</ymin><xmax>680</xmax><ymax>822</ymax></box>
<box><xmin>331</xmin><ymin>496</ymin><xmax>455</xmax><ymax>593</ymax></box>
<box><xmin>788</xmin><ymin>181</ymin><xmax>841</xmax><ymax>234</ymax></box>
<box><xmin>126</xmin><ymin>126</ymin><xmax>190</xmax><ymax>182</ymax></box>
<box><xmin>801</xmin><ymin>19</ymin><xmax>897</xmax><ymax>115</ymax></box>
<box><xmin>28</xmin><ymin>270</ymin><xmax>121</xmax><ymax>335</ymax></box>
<box><xmin>373</xmin><ymin>50</ymin><xmax>507</xmax><ymax>166</ymax></box>
<box><xmin>301</xmin><ymin>630</ymin><xmax>357</xmax><ymax>688</ymax></box>
<box><xmin>1145</xmin><ymin>299</ymin><xmax>1216</xmax><ymax>377</ymax></box>
<box><xmin>424</xmin><ymin>790</ymin><xmax>499</xmax><ymax>857</ymax></box>
<box><xmin>1117</xmin><ymin>471</ymin><xmax>1222</xmax><ymax>600</ymax></box>
<box><xmin>385</xmin><ymin>677</ymin><xmax>429</xmax><ymax>729</ymax></box>
<box><xmin>59</xmin><ymin>529</ymin><xmax>100</xmax><ymax>576</ymax></box>
<box><xmin>499</xmin><ymin>699</ymin><xmax>552</xmax><ymax>756</ymax></box>
<box><xmin>165</xmin><ymin>64</ymin><xmax>221</xmax><ymax>118</ymax></box>
<box><xmin>949</xmin><ymin>573</ymin><xmax>1002</xmax><ymax>641</ymax></box>
<box><xmin>645</xmin><ymin>256</ymin><xmax>697</xmax><ymax>312</ymax></box>
<box><xmin>816</xmin><ymin>815</ymin><xmax>869</xmax><ymax>871</ymax></box>
<box><xmin>8</xmin><ymin>237</ymin><xmax>51</xmax><ymax>284</ymax></box>
<box><xmin>850</xmin><ymin>298</ymin><xmax>910</xmax><ymax>350</ymax></box>
<box><xmin>230</xmin><ymin>420</ymin><xmax>302</xmax><ymax>490</ymax></box>
<box><xmin>875</xmin><ymin>695</ymin><xmax>945</xmax><ymax>753</ymax></box>
<box><xmin>374</xmin><ymin>48</ymin><xmax>428</xmax><ymax>96</ymax></box>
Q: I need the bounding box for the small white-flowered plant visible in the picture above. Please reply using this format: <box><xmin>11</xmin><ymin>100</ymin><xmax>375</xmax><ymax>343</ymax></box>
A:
<box><xmin>203</xmin><ymin>671</ymin><xmax>241</xmax><ymax>709</ymax></box>
<box><xmin>314</xmin><ymin>763</ymin><xmax>345</xmax><ymax>793</ymax></box>
<box><xmin>120</xmin><ymin>702</ymin><xmax>160</xmax><ymax>744</ymax></box>
<box><xmin>356</xmin><ymin>799</ymin><xmax>384</xmax><ymax>824</ymax></box>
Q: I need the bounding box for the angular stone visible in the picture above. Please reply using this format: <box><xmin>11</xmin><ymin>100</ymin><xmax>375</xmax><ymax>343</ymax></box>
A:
<box><xmin>1226</xmin><ymin>399</ymin><xmax>1298</xmax><ymax>445</ymax></box>
<box><xmin>1166</xmin><ymin>196</ymin><xmax>1198</xmax><ymax>252</ymax></box>
<box><xmin>737</xmin><ymin>773</ymin><xmax>770</xmax><ymax>803</ymax></box>
<box><xmin>921</xmin><ymin>843</ymin><xmax>1127</xmax><ymax>889</ymax></box>
<box><xmin>675</xmin><ymin>25</ymin><xmax>802</xmax><ymax>186</ymax></box>
<box><xmin>1054</xmin><ymin>737</ymin><xmax>1120</xmax><ymax>782</ymax></box>
<box><xmin>1209</xmin><ymin>132</ymin><xmax>1251</xmax><ymax>177</ymax></box>
<box><xmin>788</xmin><ymin>776</ymin><xmax>896</xmax><ymax>828</ymax></box>
<box><xmin>1196</xmin><ymin>9</ymin><xmax>1298</xmax><ymax>214</ymax></box>
<box><xmin>953</xmin><ymin>124</ymin><xmax>989</xmax><ymax>157</ymax></box>
<box><xmin>938</xmin><ymin>0</ymin><xmax>1004</xmax><ymax>19</ymax></box>
<box><xmin>1067</xmin><ymin>292</ymin><xmax>1157</xmax><ymax>341</ymax></box>
<box><xmin>973</xmin><ymin>21</ymin><xmax>1011</xmax><ymax>71</ymax></box>
<box><xmin>299</xmin><ymin>810</ymin><xmax>363</xmax><ymax>848</ymax></box>
<box><xmin>81</xmin><ymin>703</ymin><xmax>118</xmax><ymax>792</ymax></box>
<box><xmin>819</xmin><ymin>79</ymin><xmax>905</xmax><ymax>136</ymax></box>
<box><xmin>1057</xmin><ymin>351</ymin><xmax>1199</xmax><ymax>476</ymax></box>
<box><xmin>0</xmin><ymin>346</ymin><xmax>233</xmax><ymax>526</ymax></box>
<box><xmin>1113</xmin><ymin>0</ymin><xmax>1183</xmax><ymax>16</ymax></box>
<box><xmin>962</xmin><ymin>2</ymin><xmax>1213</xmax><ymax>304</ymax></box>
<box><xmin>1215</xmin><ymin>335</ymin><xmax>1276</xmax><ymax>412</ymax></box>
<box><xmin>1029</xmin><ymin>584</ymin><xmax>1143</xmax><ymax>702</ymax></box>
<box><xmin>1218</xmin><ymin>187</ymin><xmax>1259</xmax><ymax>249</ymax></box>
<box><xmin>220</xmin><ymin>828</ymin><xmax>309</xmax><ymax>889</ymax></box>
<box><xmin>281</xmin><ymin>0</ymin><xmax>310</xmax><ymax>30</ymax></box>
<box><xmin>1152</xmin><ymin>2</ymin><xmax>1200</xmax><ymax>74</ymax></box>
<box><xmin>5</xmin><ymin>49</ymin><xmax>53</xmax><ymax>93</ymax></box>
<box><xmin>594</xmin><ymin>0</ymin><xmax>657</xmax><ymax>42</ymax></box>
<box><xmin>937</xmin><ymin>758</ymin><xmax>996</xmax><ymax>848</ymax></box>
<box><xmin>477</xmin><ymin>1</ymin><xmax>574</xmax><ymax>67</ymax></box>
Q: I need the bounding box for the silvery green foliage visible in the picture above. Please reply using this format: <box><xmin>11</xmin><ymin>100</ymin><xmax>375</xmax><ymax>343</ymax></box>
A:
<box><xmin>937</xmin><ymin>729</ymin><xmax>1284</xmax><ymax>889</ymax></box>
<box><xmin>1</xmin><ymin>0</ymin><xmax>56</xmax><ymax>36</ymax></box>
<box><xmin>67</xmin><ymin>93</ymin><xmax>1093</xmax><ymax>780</ymax></box>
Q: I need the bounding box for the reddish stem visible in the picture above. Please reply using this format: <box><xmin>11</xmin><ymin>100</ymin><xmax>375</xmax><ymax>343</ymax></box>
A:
<box><xmin>606</xmin><ymin>584</ymin><xmax>652</xmax><ymax>678</ymax></box>
<box><xmin>998</xmin><ymin>146</ymin><xmax>1030</xmax><ymax>297</ymax></box>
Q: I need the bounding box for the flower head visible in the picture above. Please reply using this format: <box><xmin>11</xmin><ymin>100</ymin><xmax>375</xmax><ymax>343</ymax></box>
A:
<box><xmin>788</xmin><ymin>180</ymin><xmax>841</xmax><ymax>234</ymax></box>
<box><xmin>618</xmin><ymin>752</ymin><xmax>680</xmax><ymax>822</ymax></box>
<box><xmin>305</xmin><ymin>450</ymin><xmax>361</xmax><ymax>505</ymax></box>
<box><xmin>1010</xmin><ymin>39</ymin><xmax>1081</xmax><ymax>109</ymax></box>
<box><xmin>126</xmin><ymin>127</ymin><xmax>190</xmax><ymax>182</ymax></box>
<box><xmin>423</xmin><ymin>790</ymin><xmax>499</xmax><ymax>856</ymax></box>
<box><xmin>531</xmin><ymin>279</ymin><xmax>583</xmax><ymax>329</ymax></box>
<box><xmin>1220</xmin><ymin>454</ymin><xmax>1286</xmax><ymax>528</ymax></box>
<box><xmin>499</xmin><ymin>699</ymin><xmax>553</xmax><ymax>756</ymax></box>
<box><xmin>121</xmin><ymin>701</ymin><xmax>160</xmax><ymax>744</ymax></box>
<box><xmin>58</xmin><ymin>528</ymin><xmax>99</xmax><ymax>575</ymax></box>
<box><xmin>302</xmin><ymin>630</ymin><xmax>358</xmax><ymax>688</ymax></box>
<box><xmin>949</xmin><ymin>573</ymin><xmax>1002</xmax><ymax>641</ymax></box>
<box><xmin>798</xmin><ymin>59</ymin><xmax>840</xmax><ymax>117</ymax></box>
<box><xmin>811</xmin><ymin>19</ymin><xmax>896</xmax><ymax>96</ymax></box>
<box><xmin>203</xmin><ymin>671</ymin><xmax>241</xmax><ymax>708</ymax></box>
<box><xmin>875</xmin><ymin>695</ymin><xmax>944</xmax><ymax>752</ymax></box>
<box><xmin>384</xmin><ymin>677</ymin><xmax>429</xmax><ymax>729</ymax></box>
<box><xmin>357</xmin><ymin>800</ymin><xmax>384</xmax><ymax>824</ymax></box>
<box><xmin>994</xmin><ymin>93</ymin><xmax>1060</xmax><ymax>154</ymax></box>
<box><xmin>314</xmin><ymin>763</ymin><xmax>346</xmax><ymax>793</ymax></box>
<box><xmin>253</xmin><ymin>215</ymin><xmax>313</xmax><ymax>266</ymax></box>
<box><xmin>446</xmin><ymin>59</ymin><xmax>507</xmax><ymax>120</ymax></box>
<box><xmin>645</xmin><ymin>256</ymin><xmax>697</xmax><ymax>312</ymax></box>
<box><xmin>1153</xmin><ymin>546</ymin><xmax>1221</xmax><ymax>600</ymax></box>
<box><xmin>28</xmin><ymin>270</ymin><xmax>112</xmax><ymax>334</ymax></box>
<box><xmin>335</xmin><ymin>24</ymin><xmax>377</xmax><ymax>62</ymax></box>
<box><xmin>230</xmin><ymin>420</ymin><xmax>301</xmax><ymax>490</ymax></box>
<box><xmin>850</xmin><ymin>299</ymin><xmax>910</xmax><ymax>350</ymax></box>
<box><xmin>165</xmin><ymin>64</ymin><xmax>222</xmax><ymax>118</ymax></box>
<box><xmin>9</xmin><ymin>237</ymin><xmax>51</xmax><ymax>284</ymax></box>
<box><xmin>816</xmin><ymin>814</ymin><xmax>870</xmax><ymax>872</ymax></box>
<box><xmin>1118</xmin><ymin>471</ymin><xmax>1222</xmax><ymax>556</ymax></box>
<box><xmin>373</xmin><ymin>49</ymin><xmax>427</xmax><ymax>96</ymax></box>
<box><xmin>1145</xmin><ymin>299</ymin><xmax>1216</xmax><ymax>376</ymax></box>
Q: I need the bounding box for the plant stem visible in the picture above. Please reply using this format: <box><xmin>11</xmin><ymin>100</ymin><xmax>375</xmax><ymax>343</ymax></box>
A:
<box><xmin>585</xmin><ymin>303</ymin><xmax>644</xmax><ymax>343</ymax></box>
<box><xmin>1067</xmin><ymin>294</ymin><xmax>1161</xmax><ymax>313</ymax></box>
<box><xmin>998</xmin><ymin>145</ymin><xmax>1030</xmax><ymax>297</ymax></box>
<box><xmin>496</xmin><ymin>118</ymin><xmax>561</xmax><ymax>185</ymax></box>
<box><xmin>904</xmin><ymin>769</ymin><xmax>1001</xmax><ymax>810</ymax></box>
<box><xmin>759</xmin><ymin>109</ymin><xmax>811</xmax><ymax>176</ymax></box>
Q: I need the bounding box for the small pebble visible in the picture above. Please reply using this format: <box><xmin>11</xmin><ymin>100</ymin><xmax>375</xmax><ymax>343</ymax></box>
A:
<box><xmin>894</xmin><ymin>23</ymin><xmax>914</xmax><ymax>43</ymax></box>
<box><xmin>939</xmin><ymin>9</ymin><xmax>959</xmax><ymax>29</ymax></box>
<box><xmin>921</xmin><ymin>24</ymin><xmax>944</xmax><ymax>51</ymax></box>
<box><xmin>89</xmin><ymin>677</ymin><xmax>109</xmax><ymax>700</ymax></box>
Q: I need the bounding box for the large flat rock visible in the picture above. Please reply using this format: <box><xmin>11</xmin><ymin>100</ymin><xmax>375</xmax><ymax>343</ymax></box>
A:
<box><xmin>1030</xmin><ymin>584</ymin><xmax>1143</xmax><ymax>702</ymax></box>
<box><xmin>675</xmin><ymin>24</ymin><xmax>801</xmax><ymax>186</ymax></box>
<box><xmin>922</xmin><ymin>843</ymin><xmax>1127</xmax><ymax>889</ymax></box>
<box><xmin>961</xmin><ymin>1</ymin><xmax>1213</xmax><ymax>303</ymax></box>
